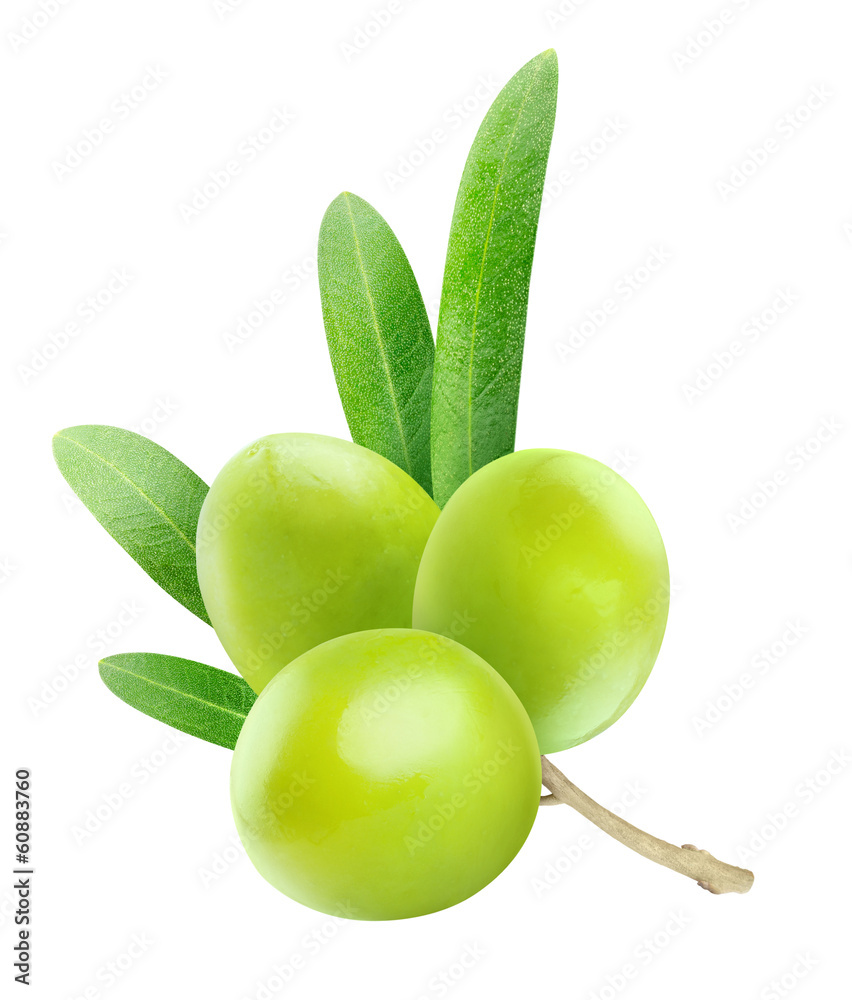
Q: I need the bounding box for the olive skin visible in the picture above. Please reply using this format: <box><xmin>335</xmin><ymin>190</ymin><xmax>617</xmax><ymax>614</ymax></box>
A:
<box><xmin>230</xmin><ymin>629</ymin><xmax>542</xmax><ymax>920</ymax></box>
<box><xmin>413</xmin><ymin>449</ymin><xmax>670</xmax><ymax>754</ymax></box>
<box><xmin>197</xmin><ymin>433</ymin><xmax>440</xmax><ymax>693</ymax></box>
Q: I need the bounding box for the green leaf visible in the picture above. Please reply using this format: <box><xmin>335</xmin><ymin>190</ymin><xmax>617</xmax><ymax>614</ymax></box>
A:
<box><xmin>431</xmin><ymin>50</ymin><xmax>558</xmax><ymax>507</ymax></box>
<box><xmin>53</xmin><ymin>425</ymin><xmax>210</xmax><ymax>624</ymax></box>
<box><xmin>99</xmin><ymin>653</ymin><xmax>255</xmax><ymax>750</ymax></box>
<box><xmin>318</xmin><ymin>191</ymin><xmax>434</xmax><ymax>494</ymax></box>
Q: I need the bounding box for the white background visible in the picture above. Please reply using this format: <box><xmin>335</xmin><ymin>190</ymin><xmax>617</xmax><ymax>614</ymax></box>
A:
<box><xmin>2</xmin><ymin>0</ymin><xmax>850</xmax><ymax>997</ymax></box>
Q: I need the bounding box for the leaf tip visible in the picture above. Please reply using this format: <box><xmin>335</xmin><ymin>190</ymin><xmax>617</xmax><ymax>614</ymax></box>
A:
<box><xmin>51</xmin><ymin>424</ymin><xmax>102</xmax><ymax>469</ymax></box>
<box><xmin>538</xmin><ymin>48</ymin><xmax>559</xmax><ymax>76</ymax></box>
<box><xmin>51</xmin><ymin>426</ymin><xmax>79</xmax><ymax>467</ymax></box>
<box><xmin>339</xmin><ymin>190</ymin><xmax>368</xmax><ymax>211</ymax></box>
<box><xmin>330</xmin><ymin>190</ymin><xmax>355</xmax><ymax>207</ymax></box>
<box><xmin>322</xmin><ymin>191</ymin><xmax>356</xmax><ymax>230</ymax></box>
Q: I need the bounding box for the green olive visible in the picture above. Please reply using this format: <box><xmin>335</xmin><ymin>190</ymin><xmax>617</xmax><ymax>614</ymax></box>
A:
<box><xmin>230</xmin><ymin>628</ymin><xmax>542</xmax><ymax>919</ymax></box>
<box><xmin>413</xmin><ymin>449</ymin><xmax>670</xmax><ymax>753</ymax></box>
<box><xmin>197</xmin><ymin>434</ymin><xmax>439</xmax><ymax>693</ymax></box>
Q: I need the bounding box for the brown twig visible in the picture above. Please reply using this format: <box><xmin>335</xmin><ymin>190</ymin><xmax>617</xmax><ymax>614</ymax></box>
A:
<box><xmin>540</xmin><ymin>756</ymin><xmax>754</xmax><ymax>895</ymax></box>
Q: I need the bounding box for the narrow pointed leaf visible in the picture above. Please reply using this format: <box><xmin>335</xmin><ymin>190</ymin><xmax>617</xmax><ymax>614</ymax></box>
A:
<box><xmin>99</xmin><ymin>653</ymin><xmax>256</xmax><ymax>749</ymax></box>
<box><xmin>53</xmin><ymin>425</ymin><xmax>210</xmax><ymax>623</ymax></box>
<box><xmin>431</xmin><ymin>50</ymin><xmax>558</xmax><ymax>507</ymax></box>
<box><xmin>318</xmin><ymin>191</ymin><xmax>434</xmax><ymax>494</ymax></box>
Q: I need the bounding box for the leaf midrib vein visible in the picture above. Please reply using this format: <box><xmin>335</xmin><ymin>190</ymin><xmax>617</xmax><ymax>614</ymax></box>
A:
<box><xmin>342</xmin><ymin>193</ymin><xmax>413</xmax><ymax>476</ymax></box>
<box><xmin>103</xmin><ymin>659</ymin><xmax>249</xmax><ymax>720</ymax></box>
<box><xmin>56</xmin><ymin>432</ymin><xmax>197</xmax><ymax>554</ymax></box>
<box><xmin>465</xmin><ymin>59</ymin><xmax>546</xmax><ymax>476</ymax></box>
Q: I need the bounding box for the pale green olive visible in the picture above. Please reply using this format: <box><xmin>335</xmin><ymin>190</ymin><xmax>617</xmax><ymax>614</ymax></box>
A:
<box><xmin>413</xmin><ymin>449</ymin><xmax>669</xmax><ymax>753</ymax></box>
<box><xmin>197</xmin><ymin>433</ymin><xmax>439</xmax><ymax>693</ymax></box>
<box><xmin>230</xmin><ymin>628</ymin><xmax>541</xmax><ymax>919</ymax></box>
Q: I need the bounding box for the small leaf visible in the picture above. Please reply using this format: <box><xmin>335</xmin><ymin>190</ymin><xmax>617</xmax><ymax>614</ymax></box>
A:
<box><xmin>431</xmin><ymin>50</ymin><xmax>558</xmax><ymax>507</ymax></box>
<box><xmin>53</xmin><ymin>425</ymin><xmax>210</xmax><ymax>624</ymax></box>
<box><xmin>318</xmin><ymin>191</ymin><xmax>434</xmax><ymax>494</ymax></box>
<box><xmin>99</xmin><ymin>653</ymin><xmax>256</xmax><ymax>749</ymax></box>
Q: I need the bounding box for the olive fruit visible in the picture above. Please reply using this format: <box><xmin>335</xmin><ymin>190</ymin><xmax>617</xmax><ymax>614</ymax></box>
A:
<box><xmin>230</xmin><ymin>628</ymin><xmax>542</xmax><ymax>919</ymax></box>
<box><xmin>197</xmin><ymin>433</ymin><xmax>439</xmax><ymax>693</ymax></box>
<box><xmin>413</xmin><ymin>449</ymin><xmax>669</xmax><ymax>753</ymax></box>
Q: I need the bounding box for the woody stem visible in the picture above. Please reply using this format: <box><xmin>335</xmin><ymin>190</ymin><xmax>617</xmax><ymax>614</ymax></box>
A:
<box><xmin>539</xmin><ymin>756</ymin><xmax>754</xmax><ymax>895</ymax></box>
